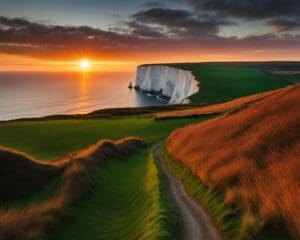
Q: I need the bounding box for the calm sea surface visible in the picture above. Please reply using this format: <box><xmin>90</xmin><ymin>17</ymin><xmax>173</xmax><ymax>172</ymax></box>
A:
<box><xmin>0</xmin><ymin>72</ymin><xmax>166</xmax><ymax>121</ymax></box>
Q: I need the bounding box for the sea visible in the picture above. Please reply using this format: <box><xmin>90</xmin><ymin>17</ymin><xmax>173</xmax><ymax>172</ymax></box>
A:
<box><xmin>0</xmin><ymin>71</ymin><xmax>166</xmax><ymax>121</ymax></box>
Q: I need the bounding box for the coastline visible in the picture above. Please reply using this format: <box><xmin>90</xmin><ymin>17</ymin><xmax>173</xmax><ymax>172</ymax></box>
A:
<box><xmin>135</xmin><ymin>65</ymin><xmax>199</xmax><ymax>104</ymax></box>
<box><xmin>0</xmin><ymin>104</ymin><xmax>194</xmax><ymax>123</ymax></box>
<box><xmin>134</xmin><ymin>85</ymin><xmax>171</xmax><ymax>101</ymax></box>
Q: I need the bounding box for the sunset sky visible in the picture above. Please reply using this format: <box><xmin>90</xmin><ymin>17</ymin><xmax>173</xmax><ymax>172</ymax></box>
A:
<box><xmin>0</xmin><ymin>0</ymin><xmax>299</xmax><ymax>71</ymax></box>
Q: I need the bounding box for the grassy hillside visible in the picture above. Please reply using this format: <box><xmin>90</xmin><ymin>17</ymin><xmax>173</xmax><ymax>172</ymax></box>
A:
<box><xmin>170</xmin><ymin>63</ymin><xmax>291</xmax><ymax>104</ymax></box>
<box><xmin>0</xmin><ymin>116</ymin><xmax>212</xmax><ymax>239</ymax></box>
<box><xmin>0</xmin><ymin>116</ymin><xmax>209</xmax><ymax>160</ymax></box>
<box><xmin>51</xmin><ymin>146</ymin><xmax>178</xmax><ymax>240</ymax></box>
<box><xmin>0</xmin><ymin>147</ymin><xmax>60</xmax><ymax>202</ymax></box>
<box><xmin>156</xmin><ymin>88</ymin><xmax>279</xmax><ymax>119</ymax></box>
<box><xmin>0</xmin><ymin>138</ymin><xmax>145</xmax><ymax>239</ymax></box>
<box><xmin>167</xmin><ymin>84</ymin><xmax>300</xmax><ymax>239</ymax></box>
<box><xmin>161</xmin><ymin>145</ymin><xmax>241</xmax><ymax>239</ymax></box>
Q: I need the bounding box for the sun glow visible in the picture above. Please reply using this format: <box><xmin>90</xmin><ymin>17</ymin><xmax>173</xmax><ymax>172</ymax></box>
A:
<box><xmin>79</xmin><ymin>59</ymin><xmax>90</xmax><ymax>70</ymax></box>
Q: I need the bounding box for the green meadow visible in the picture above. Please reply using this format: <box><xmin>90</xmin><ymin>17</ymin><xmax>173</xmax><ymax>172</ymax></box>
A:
<box><xmin>0</xmin><ymin>116</ymin><xmax>208</xmax><ymax>160</ymax></box>
<box><xmin>51</xmin><ymin>146</ymin><xmax>178</xmax><ymax>240</ymax></box>
<box><xmin>171</xmin><ymin>63</ymin><xmax>290</xmax><ymax>104</ymax></box>
<box><xmin>0</xmin><ymin>116</ymin><xmax>209</xmax><ymax>239</ymax></box>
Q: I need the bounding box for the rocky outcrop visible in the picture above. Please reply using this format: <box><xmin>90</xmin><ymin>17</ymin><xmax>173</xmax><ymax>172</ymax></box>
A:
<box><xmin>135</xmin><ymin>65</ymin><xmax>199</xmax><ymax>104</ymax></box>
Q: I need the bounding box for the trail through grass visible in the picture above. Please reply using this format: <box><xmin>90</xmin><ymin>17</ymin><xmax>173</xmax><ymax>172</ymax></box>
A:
<box><xmin>50</xmin><ymin>146</ymin><xmax>178</xmax><ymax>240</ymax></box>
<box><xmin>161</xmin><ymin>145</ymin><xmax>242</xmax><ymax>240</ymax></box>
<box><xmin>0</xmin><ymin>116</ymin><xmax>208</xmax><ymax>239</ymax></box>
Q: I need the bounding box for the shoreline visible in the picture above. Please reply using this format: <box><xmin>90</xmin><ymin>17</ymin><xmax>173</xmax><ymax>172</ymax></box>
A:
<box><xmin>134</xmin><ymin>85</ymin><xmax>171</xmax><ymax>101</ymax></box>
<box><xmin>0</xmin><ymin>104</ymin><xmax>194</xmax><ymax>123</ymax></box>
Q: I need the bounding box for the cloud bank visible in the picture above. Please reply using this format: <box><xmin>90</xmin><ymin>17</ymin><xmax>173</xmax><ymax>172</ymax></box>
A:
<box><xmin>0</xmin><ymin>0</ymin><xmax>299</xmax><ymax>61</ymax></box>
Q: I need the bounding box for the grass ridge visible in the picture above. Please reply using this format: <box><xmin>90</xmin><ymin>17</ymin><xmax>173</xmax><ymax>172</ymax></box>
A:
<box><xmin>0</xmin><ymin>138</ymin><xmax>143</xmax><ymax>239</ymax></box>
<box><xmin>51</xmin><ymin>144</ymin><xmax>179</xmax><ymax>240</ymax></box>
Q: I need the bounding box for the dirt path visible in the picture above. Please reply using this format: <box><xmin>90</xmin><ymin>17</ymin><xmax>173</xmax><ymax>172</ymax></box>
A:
<box><xmin>153</xmin><ymin>142</ymin><xmax>222</xmax><ymax>240</ymax></box>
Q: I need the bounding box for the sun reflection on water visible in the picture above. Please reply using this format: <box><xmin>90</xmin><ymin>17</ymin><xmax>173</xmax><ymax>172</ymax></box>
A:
<box><xmin>75</xmin><ymin>71</ymin><xmax>90</xmax><ymax>114</ymax></box>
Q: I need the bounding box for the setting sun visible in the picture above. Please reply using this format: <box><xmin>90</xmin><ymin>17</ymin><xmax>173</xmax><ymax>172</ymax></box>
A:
<box><xmin>79</xmin><ymin>59</ymin><xmax>90</xmax><ymax>70</ymax></box>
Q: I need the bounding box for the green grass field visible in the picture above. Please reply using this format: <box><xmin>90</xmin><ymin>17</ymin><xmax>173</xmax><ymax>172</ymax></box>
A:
<box><xmin>0</xmin><ymin>115</ymin><xmax>207</xmax><ymax>239</ymax></box>
<box><xmin>272</xmin><ymin>73</ymin><xmax>300</xmax><ymax>83</ymax></box>
<box><xmin>0</xmin><ymin>116</ymin><xmax>209</xmax><ymax>160</ymax></box>
<box><xmin>50</xmin><ymin>146</ymin><xmax>179</xmax><ymax>240</ymax></box>
<box><xmin>170</xmin><ymin>63</ymin><xmax>290</xmax><ymax>104</ymax></box>
<box><xmin>0</xmin><ymin>116</ymin><xmax>210</xmax><ymax>239</ymax></box>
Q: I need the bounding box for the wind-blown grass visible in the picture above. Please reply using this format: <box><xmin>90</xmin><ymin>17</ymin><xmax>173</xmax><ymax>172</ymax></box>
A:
<box><xmin>167</xmin><ymin>84</ymin><xmax>300</xmax><ymax>239</ymax></box>
<box><xmin>50</xmin><ymin>146</ymin><xmax>179</xmax><ymax>240</ymax></box>
<box><xmin>161</xmin><ymin>145</ymin><xmax>241</xmax><ymax>240</ymax></box>
<box><xmin>155</xmin><ymin>87</ymin><xmax>282</xmax><ymax>119</ymax></box>
<box><xmin>0</xmin><ymin>138</ymin><xmax>144</xmax><ymax>239</ymax></box>
<box><xmin>0</xmin><ymin>115</ymin><xmax>204</xmax><ymax>239</ymax></box>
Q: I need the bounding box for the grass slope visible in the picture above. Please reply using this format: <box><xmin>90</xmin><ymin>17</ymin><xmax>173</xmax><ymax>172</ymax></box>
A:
<box><xmin>155</xmin><ymin>88</ymin><xmax>278</xmax><ymax>119</ymax></box>
<box><xmin>0</xmin><ymin>116</ymin><xmax>212</xmax><ymax>239</ymax></box>
<box><xmin>170</xmin><ymin>63</ymin><xmax>290</xmax><ymax>104</ymax></box>
<box><xmin>0</xmin><ymin>138</ymin><xmax>144</xmax><ymax>239</ymax></box>
<box><xmin>167</xmin><ymin>84</ymin><xmax>299</xmax><ymax>239</ymax></box>
<box><xmin>0</xmin><ymin>116</ymin><xmax>209</xmax><ymax>160</ymax></box>
<box><xmin>51</xmin><ymin>146</ymin><xmax>178</xmax><ymax>240</ymax></box>
<box><xmin>0</xmin><ymin>147</ymin><xmax>60</xmax><ymax>202</ymax></box>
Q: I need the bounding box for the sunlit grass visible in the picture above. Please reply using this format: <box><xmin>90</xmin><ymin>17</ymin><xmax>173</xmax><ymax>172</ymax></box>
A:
<box><xmin>0</xmin><ymin>116</ymin><xmax>209</xmax><ymax>160</ymax></box>
<box><xmin>50</xmin><ymin>146</ymin><xmax>179</xmax><ymax>240</ymax></box>
<box><xmin>161</xmin><ymin>145</ymin><xmax>242</xmax><ymax>240</ymax></box>
<box><xmin>167</xmin><ymin>85</ymin><xmax>299</xmax><ymax>239</ymax></box>
<box><xmin>171</xmin><ymin>63</ymin><xmax>290</xmax><ymax>104</ymax></box>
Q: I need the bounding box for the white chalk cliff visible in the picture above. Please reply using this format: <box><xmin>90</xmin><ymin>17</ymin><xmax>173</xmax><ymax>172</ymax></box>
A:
<box><xmin>135</xmin><ymin>65</ymin><xmax>199</xmax><ymax>104</ymax></box>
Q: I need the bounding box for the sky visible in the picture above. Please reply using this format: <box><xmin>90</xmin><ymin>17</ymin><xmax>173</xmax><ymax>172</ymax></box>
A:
<box><xmin>0</xmin><ymin>0</ymin><xmax>299</xmax><ymax>71</ymax></box>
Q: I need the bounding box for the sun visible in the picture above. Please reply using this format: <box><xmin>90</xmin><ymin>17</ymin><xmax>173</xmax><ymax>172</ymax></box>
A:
<box><xmin>79</xmin><ymin>59</ymin><xmax>90</xmax><ymax>70</ymax></box>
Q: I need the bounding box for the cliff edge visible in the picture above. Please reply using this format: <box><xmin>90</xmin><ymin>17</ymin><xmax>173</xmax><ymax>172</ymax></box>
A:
<box><xmin>135</xmin><ymin>65</ymin><xmax>199</xmax><ymax>104</ymax></box>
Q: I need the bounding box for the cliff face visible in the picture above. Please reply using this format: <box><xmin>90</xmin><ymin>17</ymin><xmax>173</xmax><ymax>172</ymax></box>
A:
<box><xmin>135</xmin><ymin>65</ymin><xmax>199</xmax><ymax>104</ymax></box>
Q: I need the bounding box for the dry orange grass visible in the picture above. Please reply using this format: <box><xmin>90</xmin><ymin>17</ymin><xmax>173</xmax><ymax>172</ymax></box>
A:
<box><xmin>167</xmin><ymin>84</ymin><xmax>300</xmax><ymax>238</ymax></box>
<box><xmin>0</xmin><ymin>137</ymin><xmax>143</xmax><ymax>239</ymax></box>
<box><xmin>156</xmin><ymin>87</ymin><xmax>285</xmax><ymax>119</ymax></box>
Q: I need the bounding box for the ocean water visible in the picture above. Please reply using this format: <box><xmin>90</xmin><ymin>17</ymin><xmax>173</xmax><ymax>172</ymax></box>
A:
<box><xmin>0</xmin><ymin>72</ymin><xmax>166</xmax><ymax>121</ymax></box>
